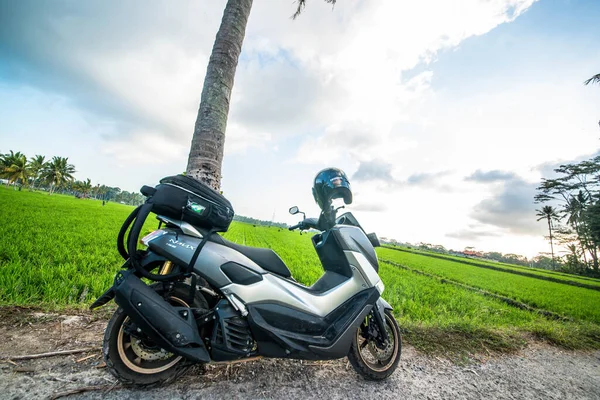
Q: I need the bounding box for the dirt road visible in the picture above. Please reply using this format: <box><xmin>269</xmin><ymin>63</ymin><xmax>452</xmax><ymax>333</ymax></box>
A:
<box><xmin>0</xmin><ymin>310</ymin><xmax>598</xmax><ymax>399</ymax></box>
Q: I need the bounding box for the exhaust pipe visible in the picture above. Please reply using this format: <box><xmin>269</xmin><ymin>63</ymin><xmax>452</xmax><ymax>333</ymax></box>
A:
<box><xmin>113</xmin><ymin>270</ymin><xmax>210</xmax><ymax>363</ymax></box>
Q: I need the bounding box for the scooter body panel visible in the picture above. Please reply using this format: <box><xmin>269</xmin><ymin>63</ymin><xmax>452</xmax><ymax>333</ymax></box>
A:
<box><xmin>99</xmin><ymin>214</ymin><xmax>390</xmax><ymax>364</ymax></box>
<box><xmin>148</xmin><ymin>230</ymin><xmax>266</xmax><ymax>288</ymax></box>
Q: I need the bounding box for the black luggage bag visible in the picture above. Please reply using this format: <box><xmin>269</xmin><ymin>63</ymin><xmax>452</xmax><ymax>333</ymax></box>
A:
<box><xmin>145</xmin><ymin>175</ymin><xmax>234</xmax><ymax>232</ymax></box>
<box><xmin>117</xmin><ymin>174</ymin><xmax>235</xmax><ymax>281</ymax></box>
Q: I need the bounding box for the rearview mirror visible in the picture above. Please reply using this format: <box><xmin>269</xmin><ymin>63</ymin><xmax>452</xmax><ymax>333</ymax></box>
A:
<box><xmin>367</xmin><ymin>232</ymin><xmax>381</xmax><ymax>248</ymax></box>
<box><xmin>289</xmin><ymin>206</ymin><xmax>300</xmax><ymax>215</ymax></box>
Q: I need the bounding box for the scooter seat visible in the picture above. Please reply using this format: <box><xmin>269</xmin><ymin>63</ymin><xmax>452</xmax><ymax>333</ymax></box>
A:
<box><xmin>209</xmin><ymin>234</ymin><xmax>292</xmax><ymax>278</ymax></box>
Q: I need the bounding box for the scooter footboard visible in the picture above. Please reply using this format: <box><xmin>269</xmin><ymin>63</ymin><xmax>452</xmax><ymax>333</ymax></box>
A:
<box><xmin>112</xmin><ymin>270</ymin><xmax>210</xmax><ymax>363</ymax></box>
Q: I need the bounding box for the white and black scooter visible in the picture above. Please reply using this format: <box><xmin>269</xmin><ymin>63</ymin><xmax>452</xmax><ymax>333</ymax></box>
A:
<box><xmin>91</xmin><ymin>168</ymin><xmax>401</xmax><ymax>385</ymax></box>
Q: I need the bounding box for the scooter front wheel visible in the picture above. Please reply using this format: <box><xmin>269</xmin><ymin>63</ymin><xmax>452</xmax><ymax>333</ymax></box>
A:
<box><xmin>103</xmin><ymin>283</ymin><xmax>208</xmax><ymax>386</ymax></box>
<box><xmin>347</xmin><ymin>309</ymin><xmax>401</xmax><ymax>381</ymax></box>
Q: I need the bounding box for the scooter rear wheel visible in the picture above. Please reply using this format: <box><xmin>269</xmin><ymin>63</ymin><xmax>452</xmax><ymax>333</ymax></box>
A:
<box><xmin>103</xmin><ymin>283</ymin><xmax>208</xmax><ymax>386</ymax></box>
<box><xmin>347</xmin><ymin>309</ymin><xmax>401</xmax><ymax>381</ymax></box>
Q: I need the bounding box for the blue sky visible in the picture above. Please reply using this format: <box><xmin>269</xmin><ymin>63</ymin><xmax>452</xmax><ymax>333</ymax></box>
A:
<box><xmin>1</xmin><ymin>0</ymin><xmax>599</xmax><ymax>257</ymax></box>
<box><xmin>432</xmin><ymin>0</ymin><xmax>599</xmax><ymax>95</ymax></box>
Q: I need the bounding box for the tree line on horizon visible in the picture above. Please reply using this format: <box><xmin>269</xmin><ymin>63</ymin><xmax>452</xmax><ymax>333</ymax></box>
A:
<box><xmin>385</xmin><ymin>240</ymin><xmax>556</xmax><ymax>271</ymax></box>
<box><xmin>535</xmin><ymin>156</ymin><xmax>600</xmax><ymax>277</ymax></box>
<box><xmin>532</xmin><ymin>75</ymin><xmax>600</xmax><ymax>277</ymax></box>
<box><xmin>0</xmin><ymin>150</ymin><xmax>292</xmax><ymax>225</ymax></box>
<box><xmin>0</xmin><ymin>150</ymin><xmax>146</xmax><ymax>206</ymax></box>
<box><xmin>233</xmin><ymin>215</ymin><xmax>288</xmax><ymax>229</ymax></box>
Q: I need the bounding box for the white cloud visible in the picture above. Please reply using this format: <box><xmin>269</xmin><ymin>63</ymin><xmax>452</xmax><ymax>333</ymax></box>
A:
<box><xmin>1</xmin><ymin>0</ymin><xmax>539</xmax><ymax>160</ymax></box>
<box><xmin>276</xmin><ymin>0</ymin><xmax>540</xmax><ymax>164</ymax></box>
<box><xmin>224</xmin><ymin>123</ymin><xmax>272</xmax><ymax>155</ymax></box>
<box><xmin>5</xmin><ymin>0</ymin><xmax>600</xmax><ymax>257</ymax></box>
<box><xmin>101</xmin><ymin>130</ymin><xmax>188</xmax><ymax>166</ymax></box>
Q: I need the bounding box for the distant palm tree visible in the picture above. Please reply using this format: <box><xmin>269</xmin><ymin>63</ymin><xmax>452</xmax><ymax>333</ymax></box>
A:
<box><xmin>536</xmin><ymin>205</ymin><xmax>560</xmax><ymax>268</ymax></box>
<box><xmin>1</xmin><ymin>151</ymin><xmax>26</xmax><ymax>185</ymax></box>
<box><xmin>79</xmin><ymin>178</ymin><xmax>92</xmax><ymax>198</ymax></box>
<box><xmin>3</xmin><ymin>152</ymin><xmax>30</xmax><ymax>188</ymax></box>
<box><xmin>28</xmin><ymin>155</ymin><xmax>47</xmax><ymax>189</ymax></box>
<box><xmin>42</xmin><ymin>156</ymin><xmax>76</xmax><ymax>195</ymax></box>
<box><xmin>0</xmin><ymin>152</ymin><xmax>12</xmax><ymax>184</ymax></box>
<box><xmin>564</xmin><ymin>191</ymin><xmax>590</xmax><ymax>265</ymax></box>
<box><xmin>584</xmin><ymin>74</ymin><xmax>600</xmax><ymax>85</ymax></box>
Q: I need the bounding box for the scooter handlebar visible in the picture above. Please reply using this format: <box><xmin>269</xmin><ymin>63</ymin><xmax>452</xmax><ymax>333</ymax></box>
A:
<box><xmin>289</xmin><ymin>217</ymin><xmax>319</xmax><ymax>231</ymax></box>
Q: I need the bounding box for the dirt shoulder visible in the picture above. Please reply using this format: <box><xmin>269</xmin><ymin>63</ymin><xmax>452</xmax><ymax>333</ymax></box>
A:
<box><xmin>0</xmin><ymin>309</ymin><xmax>598</xmax><ymax>400</ymax></box>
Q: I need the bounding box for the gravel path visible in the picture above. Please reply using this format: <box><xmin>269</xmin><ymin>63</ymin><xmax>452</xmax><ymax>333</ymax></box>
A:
<box><xmin>0</xmin><ymin>311</ymin><xmax>598</xmax><ymax>399</ymax></box>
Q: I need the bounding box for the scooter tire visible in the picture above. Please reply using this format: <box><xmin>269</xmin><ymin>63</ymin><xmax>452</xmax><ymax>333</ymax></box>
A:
<box><xmin>103</xmin><ymin>282</ymin><xmax>208</xmax><ymax>386</ymax></box>
<box><xmin>347</xmin><ymin>309</ymin><xmax>401</xmax><ymax>381</ymax></box>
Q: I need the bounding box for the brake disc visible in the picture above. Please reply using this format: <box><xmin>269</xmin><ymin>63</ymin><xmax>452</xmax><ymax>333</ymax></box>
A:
<box><xmin>367</xmin><ymin>324</ymin><xmax>394</xmax><ymax>360</ymax></box>
<box><xmin>130</xmin><ymin>339</ymin><xmax>173</xmax><ymax>361</ymax></box>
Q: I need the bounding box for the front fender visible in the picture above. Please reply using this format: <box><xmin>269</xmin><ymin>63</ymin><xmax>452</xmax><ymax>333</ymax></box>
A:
<box><xmin>373</xmin><ymin>297</ymin><xmax>393</xmax><ymax>342</ymax></box>
<box><xmin>377</xmin><ymin>297</ymin><xmax>393</xmax><ymax>311</ymax></box>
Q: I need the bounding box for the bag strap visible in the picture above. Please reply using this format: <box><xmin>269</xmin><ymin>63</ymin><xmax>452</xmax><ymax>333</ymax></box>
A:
<box><xmin>117</xmin><ymin>205</ymin><xmax>142</xmax><ymax>260</ymax></box>
<box><xmin>127</xmin><ymin>202</ymin><xmax>154</xmax><ymax>275</ymax></box>
<box><xmin>186</xmin><ymin>227</ymin><xmax>218</xmax><ymax>276</ymax></box>
<box><xmin>127</xmin><ymin>203</ymin><xmax>153</xmax><ymax>259</ymax></box>
<box><xmin>124</xmin><ymin>202</ymin><xmax>218</xmax><ymax>282</ymax></box>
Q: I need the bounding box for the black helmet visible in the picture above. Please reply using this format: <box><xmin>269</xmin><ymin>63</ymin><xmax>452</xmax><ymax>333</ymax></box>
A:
<box><xmin>312</xmin><ymin>168</ymin><xmax>353</xmax><ymax>210</ymax></box>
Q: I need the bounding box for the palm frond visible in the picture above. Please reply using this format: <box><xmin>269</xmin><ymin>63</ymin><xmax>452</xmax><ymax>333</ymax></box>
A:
<box><xmin>292</xmin><ymin>0</ymin><xmax>336</xmax><ymax>19</ymax></box>
<box><xmin>292</xmin><ymin>0</ymin><xmax>306</xmax><ymax>19</ymax></box>
<box><xmin>584</xmin><ymin>73</ymin><xmax>600</xmax><ymax>85</ymax></box>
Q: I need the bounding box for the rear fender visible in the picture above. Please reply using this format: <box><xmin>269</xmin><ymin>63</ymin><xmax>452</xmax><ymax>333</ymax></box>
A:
<box><xmin>89</xmin><ymin>252</ymin><xmax>168</xmax><ymax>310</ymax></box>
<box><xmin>112</xmin><ymin>269</ymin><xmax>210</xmax><ymax>363</ymax></box>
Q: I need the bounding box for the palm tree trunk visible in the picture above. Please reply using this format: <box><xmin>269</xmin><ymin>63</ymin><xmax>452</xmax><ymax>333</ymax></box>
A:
<box><xmin>186</xmin><ymin>0</ymin><xmax>253</xmax><ymax>191</ymax></box>
<box><xmin>547</xmin><ymin>217</ymin><xmax>555</xmax><ymax>269</ymax></box>
<box><xmin>591</xmin><ymin>247</ymin><xmax>599</xmax><ymax>271</ymax></box>
<box><xmin>573</xmin><ymin>220</ymin><xmax>589</xmax><ymax>266</ymax></box>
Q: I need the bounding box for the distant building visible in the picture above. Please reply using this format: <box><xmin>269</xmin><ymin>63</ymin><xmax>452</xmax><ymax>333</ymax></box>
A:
<box><xmin>463</xmin><ymin>249</ymin><xmax>483</xmax><ymax>258</ymax></box>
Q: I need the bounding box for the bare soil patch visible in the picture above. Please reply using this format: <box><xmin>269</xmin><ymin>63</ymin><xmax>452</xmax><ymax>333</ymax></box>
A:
<box><xmin>0</xmin><ymin>308</ymin><xmax>598</xmax><ymax>399</ymax></box>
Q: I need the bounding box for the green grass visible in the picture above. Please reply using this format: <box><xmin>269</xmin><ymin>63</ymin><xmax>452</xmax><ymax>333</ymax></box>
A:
<box><xmin>377</xmin><ymin>262</ymin><xmax>599</xmax><ymax>352</ymax></box>
<box><xmin>223</xmin><ymin>223</ymin><xmax>323</xmax><ymax>285</ymax></box>
<box><xmin>0</xmin><ymin>188</ymin><xmax>135</xmax><ymax>306</ymax></box>
<box><xmin>388</xmin><ymin>245</ymin><xmax>600</xmax><ymax>287</ymax></box>
<box><xmin>378</xmin><ymin>248</ymin><xmax>600</xmax><ymax>323</ymax></box>
<box><xmin>1</xmin><ymin>186</ymin><xmax>599</xmax><ymax>354</ymax></box>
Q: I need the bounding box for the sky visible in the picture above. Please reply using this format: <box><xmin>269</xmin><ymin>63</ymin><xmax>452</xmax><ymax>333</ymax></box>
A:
<box><xmin>1</xmin><ymin>0</ymin><xmax>599</xmax><ymax>258</ymax></box>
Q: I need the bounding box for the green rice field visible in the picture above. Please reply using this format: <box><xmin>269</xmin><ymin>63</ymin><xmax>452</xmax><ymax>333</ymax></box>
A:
<box><xmin>385</xmin><ymin>246</ymin><xmax>600</xmax><ymax>288</ymax></box>
<box><xmin>1</xmin><ymin>187</ymin><xmax>599</xmax><ymax>353</ymax></box>
<box><xmin>377</xmin><ymin>248</ymin><xmax>600</xmax><ymax>322</ymax></box>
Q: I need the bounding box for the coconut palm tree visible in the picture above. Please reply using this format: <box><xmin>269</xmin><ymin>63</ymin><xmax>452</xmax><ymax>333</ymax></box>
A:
<box><xmin>79</xmin><ymin>178</ymin><xmax>92</xmax><ymax>198</ymax></box>
<box><xmin>28</xmin><ymin>155</ymin><xmax>47</xmax><ymax>189</ymax></box>
<box><xmin>3</xmin><ymin>152</ymin><xmax>30</xmax><ymax>189</ymax></box>
<box><xmin>186</xmin><ymin>0</ymin><xmax>336</xmax><ymax>190</ymax></box>
<box><xmin>536</xmin><ymin>205</ymin><xmax>560</xmax><ymax>269</ymax></box>
<box><xmin>1</xmin><ymin>151</ymin><xmax>25</xmax><ymax>185</ymax></box>
<box><xmin>563</xmin><ymin>191</ymin><xmax>591</xmax><ymax>266</ymax></box>
<box><xmin>0</xmin><ymin>151</ymin><xmax>12</xmax><ymax>184</ymax></box>
<box><xmin>42</xmin><ymin>156</ymin><xmax>76</xmax><ymax>195</ymax></box>
<box><xmin>584</xmin><ymin>74</ymin><xmax>600</xmax><ymax>85</ymax></box>
<box><xmin>0</xmin><ymin>151</ymin><xmax>10</xmax><ymax>172</ymax></box>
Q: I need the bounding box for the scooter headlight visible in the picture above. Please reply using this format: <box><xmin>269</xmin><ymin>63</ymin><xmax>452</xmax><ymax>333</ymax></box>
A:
<box><xmin>375</xmin><ymin>280</ymin><xmax>385</xmax><ymax>294</ymax></box>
